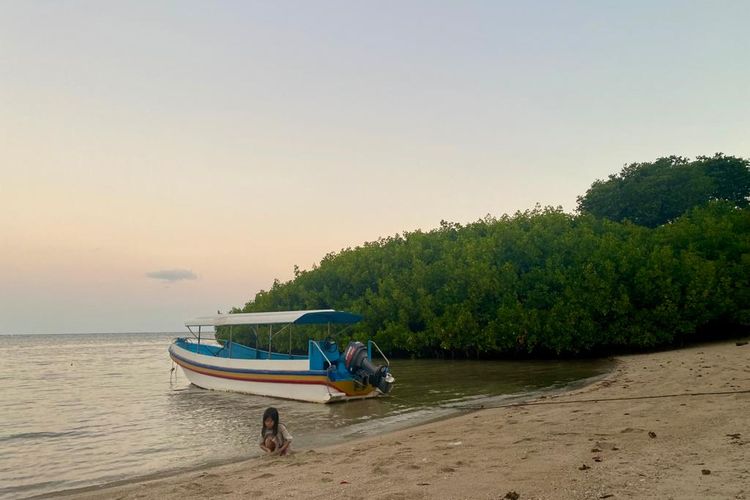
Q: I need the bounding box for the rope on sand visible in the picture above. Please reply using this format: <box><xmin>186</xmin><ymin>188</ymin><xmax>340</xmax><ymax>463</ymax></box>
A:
<box><xmin>437</xmin><ymin>388</ymin><xmax>750</xmax><ymax>411</ymax></box>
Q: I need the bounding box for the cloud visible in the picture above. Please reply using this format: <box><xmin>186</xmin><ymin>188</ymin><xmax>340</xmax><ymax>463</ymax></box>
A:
<box><xmin>146</xmin><ymin>269</ymin><xmax>198</xmax><ymax>282</ymax></box>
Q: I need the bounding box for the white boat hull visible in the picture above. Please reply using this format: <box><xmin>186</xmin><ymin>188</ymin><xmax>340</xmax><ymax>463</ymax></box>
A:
<box><xmin>169</xmin><ymin>342</ymin><xmax>380</xmax><ymax>403</ymax></box>
<box><xmin>177</xmin><ymin>366</ymin><xmax>345</xmax><ymax>403</ymax></box>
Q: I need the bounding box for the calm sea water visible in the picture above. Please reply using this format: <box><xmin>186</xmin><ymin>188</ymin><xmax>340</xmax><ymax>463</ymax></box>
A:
<box><xmin>0</xmin><ymin>333</ymin><xmax>610</xmax><ymax>499</ymax></box>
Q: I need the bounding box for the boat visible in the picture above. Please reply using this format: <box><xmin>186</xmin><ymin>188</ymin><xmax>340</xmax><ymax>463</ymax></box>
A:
<box><xmin>168</xmin><ymin>309</ymin><xmax>395</xmax><ymax>403</ymax></box>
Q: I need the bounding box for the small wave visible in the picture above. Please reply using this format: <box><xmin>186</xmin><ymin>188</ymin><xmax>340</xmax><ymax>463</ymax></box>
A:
<box><xmin>0</xmin><ymin>430</ymin><xmax>84</xmax><ymax>443</ymax></box>
<box><xmin>0</xmin><ymin>479</ymin><xmax>67</xmax><ymax>497</ymax></box>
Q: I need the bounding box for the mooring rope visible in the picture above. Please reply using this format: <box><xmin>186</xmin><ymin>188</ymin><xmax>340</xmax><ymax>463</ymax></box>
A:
<box><xmin>429</xmin><ymin>388</ymin><xmax>750</xmax><ymax>411</ymax></box>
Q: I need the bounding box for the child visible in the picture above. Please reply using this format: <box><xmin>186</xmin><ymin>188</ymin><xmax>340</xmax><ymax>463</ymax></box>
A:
<box><xmin>259</xmin><ymin>407</ymin><xmax>292</xmax><ymax>456</ymax></box>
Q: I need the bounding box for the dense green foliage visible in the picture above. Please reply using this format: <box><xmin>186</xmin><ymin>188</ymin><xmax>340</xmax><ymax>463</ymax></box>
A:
<box><xmin>227</xmin><ymin>201</ymin><xmax>750</xmax><ymax>357</ymax></box>
<box><xmin>576</xmin><ymin>154</ymin><xmax>750</xmax><ymax>227</ymax></box>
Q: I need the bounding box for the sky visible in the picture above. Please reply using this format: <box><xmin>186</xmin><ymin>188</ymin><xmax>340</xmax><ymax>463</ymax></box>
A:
<box><xmin>1</xmin><ymin>1</ymin><xmax>749</xmax><ymax>334</ymax></box>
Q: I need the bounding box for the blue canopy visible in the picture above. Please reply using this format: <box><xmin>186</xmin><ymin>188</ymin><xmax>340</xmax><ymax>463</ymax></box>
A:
<box><xmin>185</xmin><ymin>309</ymin><xmax>362</xmax><ymax>327</ymax></box>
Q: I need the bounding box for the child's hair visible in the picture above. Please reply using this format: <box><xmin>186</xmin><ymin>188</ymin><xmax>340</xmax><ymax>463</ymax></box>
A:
<box><xmin>262</xmin><ymin>407</ymin><xmax>279</xmax><ymax>435</ymax></box>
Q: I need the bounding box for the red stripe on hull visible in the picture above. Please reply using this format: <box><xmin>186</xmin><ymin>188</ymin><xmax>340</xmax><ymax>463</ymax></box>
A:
<box><xmin>171</xmin><ymin>354</ymin><xmax>374</xmax><ymax>397</ymax></box>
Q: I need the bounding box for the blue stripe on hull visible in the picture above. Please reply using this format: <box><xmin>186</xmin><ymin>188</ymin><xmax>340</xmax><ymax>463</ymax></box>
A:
<box><xmin>169</xmin><ymin>347</ymin><xmax>332</xmax><ymax>377</ymax></box>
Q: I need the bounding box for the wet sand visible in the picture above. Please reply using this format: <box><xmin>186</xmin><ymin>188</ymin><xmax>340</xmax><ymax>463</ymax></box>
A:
<box><xmin>61</xmin><ymin>340</ymin><xmax>749</xmax><ymax>500</ymax></box>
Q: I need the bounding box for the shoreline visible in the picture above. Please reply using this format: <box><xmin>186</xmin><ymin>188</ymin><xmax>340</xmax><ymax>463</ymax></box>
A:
<box><xmin>41</xmin><ymin>370</ymin><xmax>612</xmax><ymax>500</ymax></box>
<box><xmin>54</xmin><ymin>339</ymin><xmax>749</xmax><ymax>500</ymax></box>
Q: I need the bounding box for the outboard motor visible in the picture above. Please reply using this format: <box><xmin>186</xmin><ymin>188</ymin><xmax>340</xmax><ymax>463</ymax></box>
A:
<box><xmin>343</xmin><ymin>341</ymin><xmax>395</xmax><ymax>394</ymax></box>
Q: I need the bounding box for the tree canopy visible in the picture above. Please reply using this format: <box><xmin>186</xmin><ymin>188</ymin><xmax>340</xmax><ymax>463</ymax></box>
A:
<box><xmin>226</xmin><ymin>197</ymin><xmax>750</xmax><ymax>357</ymax></box>
<box><xmin>221</xmin><ymin>154</ymin><xmax>750</xmax><ymax>357</ymax></box>
<box><xmin>576</xmin><ymin>154</ymin><xmax>750</xmax><ymax>228</ymax></box>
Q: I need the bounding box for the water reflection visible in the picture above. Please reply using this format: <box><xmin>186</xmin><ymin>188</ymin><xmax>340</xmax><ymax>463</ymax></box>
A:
<box><xmin>166</xmin><ymin>357</ymin><xmax>611</xmax><ymax>450</ymax></box>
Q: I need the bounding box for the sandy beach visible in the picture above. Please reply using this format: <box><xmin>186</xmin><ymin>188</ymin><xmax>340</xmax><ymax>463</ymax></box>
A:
<box><xmin>62</xmin><ymin>340</ymin><xmax>749</xmax><ymax>500</ymax></box>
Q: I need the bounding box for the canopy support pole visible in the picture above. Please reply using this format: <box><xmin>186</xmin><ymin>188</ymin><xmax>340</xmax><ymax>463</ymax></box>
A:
<box><xmin>253</xmin><ymin>326</ymin><xmax>259</xmax><ymax>358</ymax></box>
<box><xmin>268</xmin><ymin>325</ymin><xmax>273</xmax><ymax>359</ymax></box>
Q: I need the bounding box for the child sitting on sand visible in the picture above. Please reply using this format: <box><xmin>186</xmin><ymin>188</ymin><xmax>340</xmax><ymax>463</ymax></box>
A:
<box><xmin>259</xmin><ymin>407</ymin><xmax>292</xmax><ymax>456</ymax></box>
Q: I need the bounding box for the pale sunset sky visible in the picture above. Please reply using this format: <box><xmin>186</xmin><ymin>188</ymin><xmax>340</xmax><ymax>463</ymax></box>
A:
<box><xmin>1</xmin><ymin>1</ymin><xmax>748</xmax><ymax>333</ymax></box>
